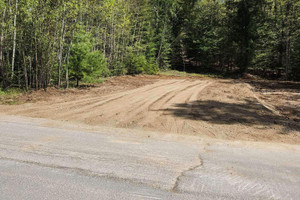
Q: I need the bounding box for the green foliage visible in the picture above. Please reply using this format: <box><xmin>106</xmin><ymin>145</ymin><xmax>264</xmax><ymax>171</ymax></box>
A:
<box><xmin>291</xmin><ymin>34</ymin><xmax>300</xmax><ymax>81</ymax></box>
<box><xmin>69</xmin><ymin>26</ymin><xmax>93</xmax><ymax>85</ymax></box>
<box><xmin>83</xmin><ymin>51</ymin><xmax>110</xmax><ymax>78</ymax></box>
<box><xmin>159</xmin><ymin>70</ymin><xmax>221</xmax><ymax>78</ymax></box>
<box><xmin>144</xmin><ymin>63</ymin><xmax>159</xmax><ymax>75</ymax></box>
<box><xmin>1</xmin><ymin>0</ymin><xmax>300</xmax><ymax>92</ymax></box>
<box><xmin>0</xmin><ymin>88</ymin><xmax>22</xmax><ymax>97</ymax></box>
<box><xmin>0</xmin><ymin>89</ymin><xmax>6</xmax><ymax>96</ymax></box>
<box><xmin>0</xmin><ymin>88</ymin><xmax>23</xmax><ymax>105</ymax></box>
<box><xmin>110</xmin><ymin>61</ymin><xmax>127</xmax><ymax>76</ymax></box>
<box><xmin>124</xmin><ymin>48</ymin><xmax>159</xmax><ymax>75</ymax></box>
<box><xmin>183</xmin><ymin>0</ymin><xmax>225</xmax><ymax>68</ymax></box>
<box><xmin>69</xmin><ymin>28</ymin><xmax>110</xmax><ymax>86</ymax></box>
<box><xmin>124</xmin><ymin>48</ymin><xmax>146</xmax><ymax>75</ymax></box>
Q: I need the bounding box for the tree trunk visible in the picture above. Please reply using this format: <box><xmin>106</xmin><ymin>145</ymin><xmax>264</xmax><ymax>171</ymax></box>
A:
<box><xmin>285</xmin><ymin>38</ymin><xmax>291</xmax><ymax>80</ymax></box>
<box><xmin>35</xmin><ymin>36</ymin><xmax>38</xmax><ymax>90</ymax></box>
<box><xmin>278</xmin><ymin>3</ymin><xmax>285</xmax><ymax>69</ymax></box>
<box><xmin>11</xmin><ymin>0</ymin><xmax>18</xmax><ymax>78</ymax></box>
<box><xmin>29</xmin><ymin>56</ymin><xmax>32</xmax><ymax>89</ymax></box>
<box><xmin>22</xmin><ymin>49</ymin><xmax>28</xmax><ymax>91</ymax></box>
<box><xmin>58</xmin><ymin>4</ymin><xmax>66</xmax><ymax>88</ymax></box>
<box><xmin>103</xmin><ymin>25</ymin><xmax>107</xmax><ymax>57</ymax></box>
<box><xmin>65</xmin><ymin>40</ymin><xmax>72</xmax><ymax>89</ymax></box>
<box><xmin>0</xmin><ymin>34</ymin><xmax>3</xmax><ymax>83</ymax></box>
<box><xmin>285</xmin><ymin>1</ymin><xmax>291</xmax><ymax>80</ymax></box>
<box><xmin>0</xmin><ymin>6</ymin><xmax>6</xmax><ymax>87</ymax></box>
<box><xmin>156</xmin><ymin>18</ymin><xmax>167</xmax><ymax>65</ymax></box>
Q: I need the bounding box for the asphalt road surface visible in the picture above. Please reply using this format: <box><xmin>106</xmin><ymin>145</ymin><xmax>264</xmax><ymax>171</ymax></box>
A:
<box><xmin>0</xmin><ymin>115</ymin><xmax>299</xmax><ymax>200</ymax></box>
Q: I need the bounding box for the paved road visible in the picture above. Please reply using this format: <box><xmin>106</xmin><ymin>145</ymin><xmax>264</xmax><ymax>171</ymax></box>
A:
<box><xmin>0</xmin><ymin>115</ymin><xmax>299</xmax><ymax>199</ymax></box>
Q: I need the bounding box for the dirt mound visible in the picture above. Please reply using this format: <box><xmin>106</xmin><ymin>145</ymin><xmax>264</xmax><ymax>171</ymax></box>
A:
<box><xmin>0</xmin><ymin>76</ymin><xmax>299</xmax><ymax>144</ymax></box>
<box><xmin>242</xmin><ymin>73</ymin><xmax>260</xmax><ymax>80</ymax></box>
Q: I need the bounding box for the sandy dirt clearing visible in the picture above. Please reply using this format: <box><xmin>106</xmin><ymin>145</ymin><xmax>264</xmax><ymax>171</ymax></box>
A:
<box><xmin>0</xmin><ymin>76</ymin><xmax>299</xmax><ymax>144</ymax></box>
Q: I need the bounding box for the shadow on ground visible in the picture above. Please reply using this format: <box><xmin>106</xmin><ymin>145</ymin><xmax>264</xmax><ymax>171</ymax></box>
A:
<box><xmin>246</xmin><ymin>80</ymin><xmax>300</xmax><ymax>92</ymax></box>
<box><xmin>157</xmin><ymin>100</ymin><xmax>299</xmax><ymax>133</ymax></box>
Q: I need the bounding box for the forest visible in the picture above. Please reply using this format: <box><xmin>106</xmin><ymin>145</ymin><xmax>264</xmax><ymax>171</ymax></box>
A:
<box><xmin>0</xmin><ymin>0</ymin><xmax>299</xmax><ymax>90</ymax></box>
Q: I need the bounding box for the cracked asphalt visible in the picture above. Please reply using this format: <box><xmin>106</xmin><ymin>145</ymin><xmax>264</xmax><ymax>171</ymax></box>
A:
<box><xmin>0</xmin><ymin>115</ymin><xmax>299</xmax><ymax>200</ymax></box>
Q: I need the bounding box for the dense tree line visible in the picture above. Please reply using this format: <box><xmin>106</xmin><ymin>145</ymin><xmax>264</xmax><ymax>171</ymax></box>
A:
<box><xmin>176</xmin><ymin>0</ymin><xmax>299</xmax><ymax>80</ymax></box>
<box><xmin>0</xmin><ymin>0</ymin><xmax>299</xmax><ymax>90</ymax></box>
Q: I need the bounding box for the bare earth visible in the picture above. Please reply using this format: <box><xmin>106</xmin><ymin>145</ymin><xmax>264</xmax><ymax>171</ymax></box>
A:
<box><xmin>0</xmin><ymin>75</ymin><xmax>299</xmax><ymax>144</ymax></box>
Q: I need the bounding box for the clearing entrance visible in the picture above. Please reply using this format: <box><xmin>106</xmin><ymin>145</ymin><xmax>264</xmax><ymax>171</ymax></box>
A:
<box><xmin>0</xmin><ymin>75</ymin><xmax>299</xmax><ymax>144</ymax></box>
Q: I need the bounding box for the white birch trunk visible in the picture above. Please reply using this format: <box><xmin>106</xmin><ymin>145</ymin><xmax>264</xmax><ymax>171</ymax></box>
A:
<box><xmin>11</xmin><ymin>0</ymin><xmax>18</xmax><ymax>78</ymax></box>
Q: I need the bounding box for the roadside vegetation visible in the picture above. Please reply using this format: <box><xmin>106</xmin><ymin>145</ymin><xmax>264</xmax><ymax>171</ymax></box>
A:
<box><xmin>0</xmin><ymin>88</ymin><xmax>21</xmax><ymax>96</ymax></box>
<box><xmin>159</xmin><ymin>70</ymin><xmax>222</xmax><ymax>79</ymax></box>
<box><xmin>0</xmin><ymin>0</ymin><xmax>299</xmax><ymax>92</ymax></box>
<box><xmin>0</xmin><ymin>88</ymin><xmax>22</xmax><ymax>105</ymax></box>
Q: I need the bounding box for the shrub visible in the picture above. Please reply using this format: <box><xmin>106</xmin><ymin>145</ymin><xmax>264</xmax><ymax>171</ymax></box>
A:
<box><xmin>69</xmin><ymin>26</ymin><xmax>109</xmax><ymax>85</ymax></box>
<box><xmin>83</xmin><ymin>50</ymin><xmax>110</xmax><ymax>78</ymax></box>
<box><xmin>69</xmin><ymin>27</ymin><xmax>93</xmax><ymax>86</ymax></box>
<box><xmin>124</xmin><ymin>47</ymin><xmax>159</xmax><ymax>75</ymax></box>
<box><xmin>111</xmin><ymin>61</ymin><xmax>127</xmax><ymax>76</ymax></box>
<box><xmin>144</xmin><ymin>62</ymin><xmax>159</xmax><ymax>75</ymax></box>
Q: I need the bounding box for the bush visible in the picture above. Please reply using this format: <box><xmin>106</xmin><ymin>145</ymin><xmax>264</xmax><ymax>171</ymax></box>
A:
<box><xmin>108</xmin><ymin>60</ymin><xmax>127</xmax><ymax>76</ymax></box>
<box><xmin>124</xmin><ymin>48</ymin><xmax>159</xmax><ymax>75</ymax></box>
<box><xmin>144</xmin><ymin>63</ymin><xmax>159</xmax><ymax>75</ymax></box>
<box><xmin>69</xmin><ymin>27</ymin><xmax>93</xmax><ymax>86</ymax></box>
<box><xmin>83</xmin><ymin>50</ymin><xmax>110</xmax><ymax>78</ymax></box>
<box><xmin>69</xmin><ymin>26</ymin><xmax>109</xmax><ymax>86</ymax></box>
<box><xmin>0</xmin><ymin>88</ymin><xmax>22</xmax><ymax>96</ymax></box>
<box><xmin>125</xmin><ymin>49</ymin><xmax>145</xmax><ymax>75</ymax></box>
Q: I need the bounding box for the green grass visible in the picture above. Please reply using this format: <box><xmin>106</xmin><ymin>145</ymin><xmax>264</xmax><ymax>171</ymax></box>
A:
<box><xmin>82</xmin><ymin>77</ymin><xmax>107</xmax><ymax>84</ymax></box>
<box><xmin>0</xmin><ymin>88</ymin><xmax>22</xmax><ymax>96</ymax></box>
<box><xmin>0</xmin><ymin>88</ymin><xmax>23</xmax><ymax>105</ymax></box>
<box><xmin>59</xmin><ymin>77</ymin><xmax>107</xmax><ymax>88</ymax></box>
<box><xmin>159</xmin><ymin>70</ymin><xmax>221</xmax><ymax>78</ymax></box>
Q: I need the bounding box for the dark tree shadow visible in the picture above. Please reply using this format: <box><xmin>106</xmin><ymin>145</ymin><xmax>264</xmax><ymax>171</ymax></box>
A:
<box><xmin>157</xmin><ymin>100</ymin><xmax>299</xmax><ymax>133</ymax></box>
<box><xmin>246</xmin><ymin>80</ymin><xmax>300</xmax><ymax>92</ymax></box>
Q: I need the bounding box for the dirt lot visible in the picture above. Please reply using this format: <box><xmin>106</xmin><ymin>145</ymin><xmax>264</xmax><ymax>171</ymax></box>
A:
<box><xmin>0</xmin><ymin>75</ymin><xmax>299</xmax><ymax>144</ymax></box>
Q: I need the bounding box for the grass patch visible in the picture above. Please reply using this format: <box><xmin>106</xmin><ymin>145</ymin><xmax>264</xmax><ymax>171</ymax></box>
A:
<box><xmin>82</xmin><ymin>77</ymin><xmax>107</xmax><ymax>84</ymax></box>
<box><xmin>0</xmin><ymin>88</ymin><xmax>22</xmax><ymax>97</ymax></box>
<box><xmin>57</xmin><ymin>77</ymin><xmax>107</xmax><ymax>88</ymax></box>
<box><xmin>159</xmin><ymin>70</ymin><xmax>222</xmax><ymax>78</ymax></box>
<box><xmin>0</xmin><ymin>88</ymin><xmax>23</xmax><ymax>105</ymax></box>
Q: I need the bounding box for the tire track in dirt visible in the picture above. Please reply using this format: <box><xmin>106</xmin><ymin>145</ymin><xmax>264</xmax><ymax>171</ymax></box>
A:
<box><xmin>183</xmin><ymin>84</ymin><xmax>219</xmax><ymax>138</ymax></box>
<box><xmin>123</xmin><ymin>81</ymin><xmax>206</xmax><ymax>125</ymax></box>
<box><xmin>134</xmin><ymin>81</ymin><xmax>212</xmax><ymax>134</ymax></box>
<box><xmin>1</xmin><ymin>77</ymin><xmax>299</xmax><ymax>143</ymax></box>
<box><xmin>67</xmin><ymin>80</ymin><xmax>183</xmax><ymax>115</ymax></box>
<box><xmin>8</xmin><ymin>80</ymin><xmax>178</xmax><ymax>118</ymax></box>
<box><xmin>175</xmin><ymin>82</ymin><xmax>216</xmax><ymax>136</ymax></box>
<box><xmin>84</xmin><ymin>80</ymin><xmax>196</xmax><ymax>126</ymax></box>
<box><xmin>49</xmin><ymin>80</ymin><xmax>186</xmax><ymax>124</ymax></box>
<box><xmin>167</xmin><ymin>81</ymin><xmax>213</xmax><ymax>134</ymax></box>
<box><xmin>82</xmin><ymin>80</ymin><xmax>182</xmax><ymax>112</ymax></box>
<box><xmin>21</xmin><ymin>80</ymin><xmax>181</xmax><ymax>121</ymax></box>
